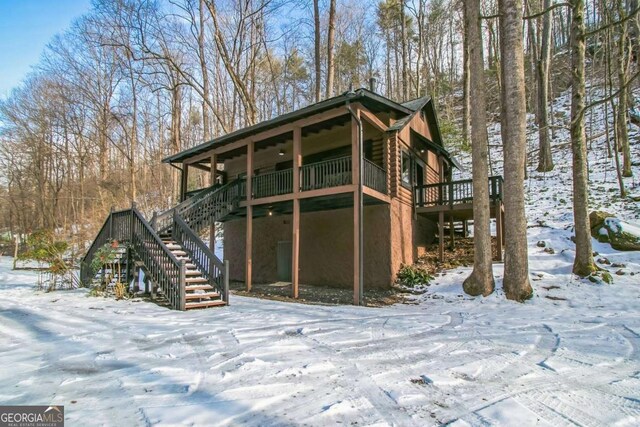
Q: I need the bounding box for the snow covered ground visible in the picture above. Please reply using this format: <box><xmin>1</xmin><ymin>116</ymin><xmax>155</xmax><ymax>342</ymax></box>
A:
<box><xmin>1</xmin><ymin>88</ymin><xmax>640</xmax><ymax>426</ymax></box>
<box><xmin>1</xmin><ymin>245</ymin><xmax>639</xmax><ymax>427</ymax></box>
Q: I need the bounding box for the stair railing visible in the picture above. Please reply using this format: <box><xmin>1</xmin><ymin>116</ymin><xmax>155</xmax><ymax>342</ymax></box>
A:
<box><xmin>154</xmin><ymin>179</ymin><xmax>243</xmax><ymax>236</ymax></box>
<box><xmin>171</xmin><ymin>211</ymin><xmax>227</xmax><ymax>302</ymax></box>
<box><xmin>130</xmin><ymin>207</ymin><xmax>186</xmax><ymax>310</ymax></box>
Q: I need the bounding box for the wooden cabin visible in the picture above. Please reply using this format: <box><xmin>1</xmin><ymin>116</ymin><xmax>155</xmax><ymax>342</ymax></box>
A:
<box><xmin>160</xmin><ymin>87</ymin><xmax>505</xmax><ymax>305</ymax></box>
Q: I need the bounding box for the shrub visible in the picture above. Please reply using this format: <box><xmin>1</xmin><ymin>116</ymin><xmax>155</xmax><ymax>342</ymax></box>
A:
<box><xmin>396</xmin><ymin>264</ymin><xmax>434</xmax><ymax>287</ymax></box>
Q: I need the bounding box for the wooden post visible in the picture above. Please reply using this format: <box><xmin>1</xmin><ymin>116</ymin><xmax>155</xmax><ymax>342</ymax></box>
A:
<box><xmin>209</xmin><ymin>153</ymin><xmax>217</xmax><ymax>251</ymax></box>
<box><xmin>501</xmin><ymin>203</ymin><xmax>505</xmax><ymax>246</ymax></box>
<box><xmin>180</xmin><ymin>164</ymin><xmax>189</xmax><ymax>202</ymax></box>
<box><xmin>496</xmin><ymin>202</ymin><xmax>503</xmax><ymax>262</ymax></box>
<box><xmin>463</xmin><ymin>220</ymin><xmax>468</xmax><ymax>237</ymax></box>
<box><xmin>449</xmin><ymin>215</ymin><xmax>455</xmax><ymax>249</ymax></box>
<box><xmin>224</xmin><ymin>259</ymin><xmax>230</xmax><ymax>305</ymax></box>
<box><xmin>438</xmin><ymin>210</ymin><xmax>445</xmax><ymax>262</ymax></box>
<box><xmin>292</xmin><ymin>199</ymin><xmax>300</xmax><ymax>298</ymax></box>
<box><xmin>246</xmin><ymin>141</ymin><xmax>253</xmax><ymax>292</ymax></box>
<box><xmin>437</xmin><ymin>155</ymin><xmax>445</xmax><ymax>263</ymax></box>
<box><xmin>179</xmin><ymin>260</ymin><xmax>186</xmax><ymax>311</ymax></box>
<box><xmin>351</xmin><ymin>110</ymin><xmax>363</xmax><ymax>306</ymax></box>
<box><xmin>291</xmin><ymin>127</ymin><xmax>301</xmax><ymax>298</ymax></box>
<box><xmin>12</xmin><ymin>235</ymin><xmax>18</xmax><ymax>270</ymax></box>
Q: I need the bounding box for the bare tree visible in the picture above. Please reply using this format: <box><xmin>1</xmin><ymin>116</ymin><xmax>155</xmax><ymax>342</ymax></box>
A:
<box><xmin>326</xmin><ymin>0</ymin><xmax>337</xmax><ymax>98</ymax></box>
<box><xmin>499</xmin><ymin>0</ymin><xmax>533</xmax><ymax>301</ymax></box>
<box><xmin>463</xmin><ymin>0</ymin><xmax>495</xmax><ymax>297</ymax></box>
<box><xmin>570</xmin><ymin>0</ymin><xmax>597</xmax><ymax>277</ymax></box>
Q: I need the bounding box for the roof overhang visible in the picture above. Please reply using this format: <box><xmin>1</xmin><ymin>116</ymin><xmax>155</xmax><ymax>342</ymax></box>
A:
<box><xmin>163</xmin><ymin>88</ymin><xmax>412</xmax><ymax>164</ymax></box>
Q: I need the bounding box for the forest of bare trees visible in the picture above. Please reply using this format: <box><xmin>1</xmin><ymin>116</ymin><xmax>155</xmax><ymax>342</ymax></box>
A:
<box><xmin>0</xmin><ymin>0</ymin><xmax>637</xmax><ymax>286</ymax></box>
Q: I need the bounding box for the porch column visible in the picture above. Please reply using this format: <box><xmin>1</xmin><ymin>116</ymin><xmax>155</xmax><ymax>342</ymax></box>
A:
<box><xmin>351</xmin><ymin>109</ymin><xmax>363</xmax><ymax>306</ymax></box>
<box><xmin>291</xmin><ymin>127</ymin><xmax>301</xmax><ymax>298</ymax></box>
<box><xmin>438</xmin><ymin>155</ymin><xmax>445</xmax><ymax>262</ymax></box>
<box><xmin>209</xmin><ymin>153</ymin><xmax>217</xmax><ymax>251</ymax></box>
<box><xmin>180</xmin><ymin>163</ymin><xmax>189</xmax><ymax>202</ymax></box>
<box><xmin>246</xmin><ymin>141</ymin><xmax>253</xmax><ymax>291</ymax></box>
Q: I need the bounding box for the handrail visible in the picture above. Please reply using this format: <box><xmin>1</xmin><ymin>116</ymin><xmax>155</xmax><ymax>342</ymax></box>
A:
<box><xmin>179</xmin><ymin>178</ymin><xmax>244</xmax><ymax>234</ymax></box>
<box><xmin>414</xmin><ymin>176</ymin><xmax>504</xmax><ymax>208</ymax></box>
<box><xmin>154</xmin><ymin>183</ymin><xmax>221</xmax><ymax>234</ymax></box>
<box><xmin>301</xmin><ymin>155</ymin><xmax>352</xmax><ymax>191</ymax></box>
<box><xmin>172</xmin><ymin>212</ymin><xmax>226</xmax><ymax>301</ymax></box>
<box><xmin>364</xmin><ymin>159</ymin><xmax>387</xmax><ymax>194</ymax></box>
<box><xmin>130</xmin><ymin>207</ymin><xmax>185</xmax><ymax>310</ymax></box>
<box><xmin>252</xmin><ymin>168</ymin><xmax>293</xmax><ymax>199</ymax></box>
<box><xmin>81</xmin><ymin>206</ymin><xmax>187</xmax><ymax>310</ymax></box>
<box><xmin>80</xmin><ymin>212</ymin><xmax>112</xmax><ymax>285</ymax></box>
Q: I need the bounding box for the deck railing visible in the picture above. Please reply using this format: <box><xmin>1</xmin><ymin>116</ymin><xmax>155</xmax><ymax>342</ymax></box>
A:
<box><xmin>300</xmin><ymin>156</ymin><xmax>353</xmax><ymax>191</ymax></box>
<box><xmin>414</xmin><ymin>175</ymin><xmax>503</xmax><ymax>208</ymax></box>
<box><xmin>168</xmin><ymin>156</ymin><xmax>389</xmax><ymax>208</ymax></box>
<box><xmin>364</xmin><ymin>159</ymin><xmax>388</xmax><ymax>194</ymax></box>
<box><xmin>252</xmin><ymin>168</ymin><xmax>293</xmax><ymax>199</ymax></box>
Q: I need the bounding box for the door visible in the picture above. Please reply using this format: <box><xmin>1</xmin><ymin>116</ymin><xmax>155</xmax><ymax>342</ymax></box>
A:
<box><xmin>277</xmin><ymin>241</ymin><xmax>292</xmax><ymax>282</ymax></box>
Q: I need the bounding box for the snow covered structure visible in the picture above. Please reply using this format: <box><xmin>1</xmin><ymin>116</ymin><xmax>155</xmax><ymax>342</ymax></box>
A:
<box><xmin>83</xmin><ymin>87</ymin><xmax>505</xmax><ymax>309</ymax></box>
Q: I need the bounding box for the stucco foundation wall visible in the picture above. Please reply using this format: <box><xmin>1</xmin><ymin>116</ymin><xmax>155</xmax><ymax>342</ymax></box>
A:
<box><xmin>224</xmin><ymin>205</ymin><xmax>393</xmax><ymax>289</ymax></box>
<box><xmin>389</xmin><ymin>200</ymin><xmax>437</xmax><ymax>277</ymax></box>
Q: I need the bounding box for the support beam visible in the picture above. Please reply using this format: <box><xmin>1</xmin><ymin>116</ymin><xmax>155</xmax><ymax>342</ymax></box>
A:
<box><xmin>209</xmin><ymin>153</ymin><xmax>217</xmax><ymax>251</ymax></box>
<box><xmin>246</xmin><ymin>205</ymin><xmax>253</xmax><ymax>291</ymax></box>
<box><xmin>180</xmin><ymin>164</ymin><xmax>189</xmax><ymax>202</ymax></box>
<box><xmin>292</xmin><ymin>199</ymin><xmax>300</xmax><ymax>299</ymax></box>
<box><xmin>438</xmin><ymin>155</ymin><xmax>445</xmax><ymax>262</ymax></box>
<box><xmin>496</xmin><ymin>201</ymin><xmax>503</xmax><ymax>262</ymax></box>
<box><xmin>449</xmin><ymin>215</ymin><xmax>455</xmax><ymax>249</ymax></box>
<box><xmin>246</xmin><ymin>142</ymin><xmax>254</xmax><ymax>291</ymax></box>
<box><xmin>351</xmin><ymin>109</ymin><xmax>363</xmax><ymax>306</ymax></box>
<box><xmin>291</xmin><ymin>127</ymin><xmax>301</xmax><ymax>299</ymax></box>
<box><xmin>439</xmin><ymin>210</ymin><xmax>445</xmax><ymax>262</ymax></box>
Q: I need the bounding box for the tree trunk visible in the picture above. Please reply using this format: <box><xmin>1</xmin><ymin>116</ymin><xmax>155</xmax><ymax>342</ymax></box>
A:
<box><xmin>616</xmin><ymin>0</ymin><xmax>633</xmax><ymax>177</ymax></box>
<box><xmin>314</xmin><ymin>0</ymin><xmax>322</xmax><ymax>102</ymax></box>
<box><xmin>462</xmin><ymin>0</ymin><xmax>471</xmax><ymax>149</ymax></box>
<box><xmin>326</xmin><ymin>0</ymin><xmax>336</xmax><ymax>98</ymax></box>
<box><xmin>463</xmin><ymin>0</ymin><xmax>495</xmax><ymax>297</ymax></box>
<box><xmin>537</xmin><ymin>0</ymin><xmax>554</xmax><ymax>172</ymax></box>
<box><xmin>400</xmin><ymin>0</ymin><xmax>409</xmax><ymax>100</ymax></box>
<box><xmin>570</xmin><ymin>0</ymin><xmax>596</xmax><ymax>277</ymax></box>
<box><xmin>499</xmin><ymin>0</ymin><xmax>533</xmax><ymax>301</ymax></box>
<box><xmin>199</xmin><ymin>0</ymin><xmax>212</xmax><ymax>141</ymax></box>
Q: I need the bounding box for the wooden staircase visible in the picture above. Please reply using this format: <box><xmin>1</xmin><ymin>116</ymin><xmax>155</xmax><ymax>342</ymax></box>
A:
<box><xmin>162</xmin><ymin>239</ymin><xmax>226</xmax><ymax>309</ymax></box>
<box><xmin>81</xmin><ymin>181</ymin><xmax>243</xmax><ymax>311</ymax></box>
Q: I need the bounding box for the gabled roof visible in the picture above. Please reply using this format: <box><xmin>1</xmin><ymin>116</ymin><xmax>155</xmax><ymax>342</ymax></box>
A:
<box><xmin>163</xmin><ymin>88</ymin><xmax>413</xmax><ymax>164</ymax></box>
<box><xmin>387</xmin><ymin>96</ymin><xmax>432</xmax><ymax>133</ymax></box>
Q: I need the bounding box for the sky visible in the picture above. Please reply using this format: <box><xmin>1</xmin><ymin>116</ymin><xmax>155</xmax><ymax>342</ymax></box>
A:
<box><xmin>0</xmin><ymin>0</ymin><xmax>92</xmax><ymax>99</ymax></box>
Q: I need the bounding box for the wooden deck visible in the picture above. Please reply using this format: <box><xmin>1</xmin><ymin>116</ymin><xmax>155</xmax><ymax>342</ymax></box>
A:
<box><xmin>414</xmin><ymin>176</ymin><xmax>505</xmax><ymax>262</ymax></box>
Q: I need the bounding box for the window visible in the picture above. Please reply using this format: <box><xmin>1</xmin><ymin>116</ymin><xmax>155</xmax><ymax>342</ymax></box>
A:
<box><xmin>401</xmin><ymin>151</ymin><xmax>411</xmax><ymax>187</ymax></box>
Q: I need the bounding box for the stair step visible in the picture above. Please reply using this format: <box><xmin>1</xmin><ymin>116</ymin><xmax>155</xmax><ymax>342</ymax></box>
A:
<box><xmin>185</xmin><ymin>284</ymin><xmax>215</xmax><ymax>291</ymax></box>
<box><xmin>185</xmin><ymin>277</ymin><xmax>208</xmax><ymax>284</ymax></box>
<box><xmin>185</xmin><ymin>270</ymin><xmax>202</xmax><ymax>276</ymax></box>
<box><xmin>165</xmin><ymin>244</ymin><xmax>182</xmax><ymax>250</ymax></box>
<box><xmin>185</xmin><ymin>292</ymin><xmax>220</xmax><ymax>300</ymax></box>
<box><xmin>185</xmin><ymin>300</ymin><xmax>226</xmax><ymax>310</ymax></box>
<box><xmin>171</xmin><ymin>250</ymin><xmax>187</xmax><ymax>256</ymax></box>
